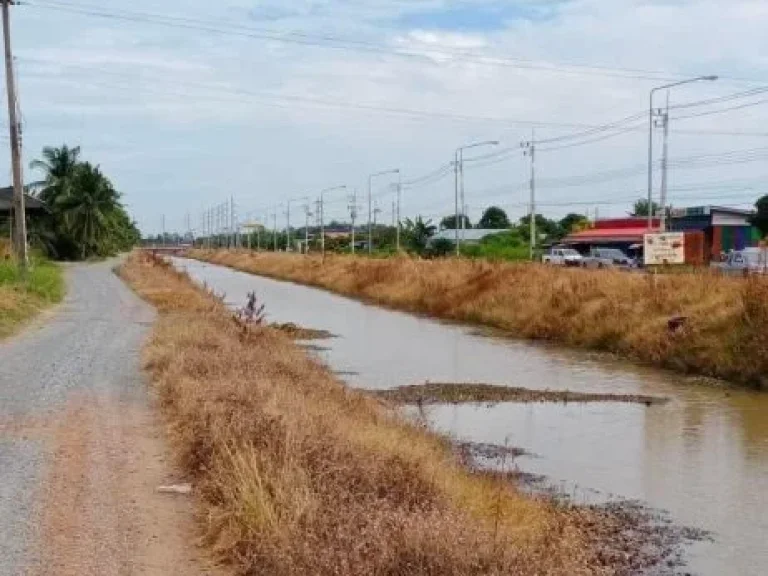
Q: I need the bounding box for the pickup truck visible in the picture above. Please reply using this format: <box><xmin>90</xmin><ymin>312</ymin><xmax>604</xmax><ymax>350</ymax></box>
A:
<box><xmin>711</xmin><ymin>248</ymin><xmax>768</xmax><ymax>276</ymax></box>
<box><xmin>542</xmin><ymin>247</ymin><xmax>583</xmax><ymax>267</ymax></box>
<box><xmin>581</xmin><ymin>248</ymin><xmax>635</xmax><ymax>269</ymax></box>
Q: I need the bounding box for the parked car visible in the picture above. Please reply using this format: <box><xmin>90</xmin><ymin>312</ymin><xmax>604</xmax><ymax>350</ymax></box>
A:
<box><xmin>581</xmin><ymin>248</ymin><xmax>635</xmax><ymax>269</ymax></box>
<box><xmin>712</xmin><ymin>248</ymin><xmax>768</xmax><ymax>275</ymax></box>
<box><xmin>542</xmin><ymin>247</ymin><xmax>583</xmax><ymax>267</ymax></box>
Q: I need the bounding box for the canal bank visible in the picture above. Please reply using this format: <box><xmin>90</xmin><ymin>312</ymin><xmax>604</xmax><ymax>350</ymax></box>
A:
<box><xmin>188</xmin><ymin>250</ymin><xmax>768</xmax><ymax>389</ymax></box>
<box><xmin>173</xmin><ymin>256</ymin><xmax>768</xmax><ymax>576</ymax></box>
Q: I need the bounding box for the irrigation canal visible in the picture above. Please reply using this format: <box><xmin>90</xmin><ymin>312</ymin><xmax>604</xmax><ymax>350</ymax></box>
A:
<box><xmin>172</xmin><ymin>257</ymin><xmax>768</xmax><ymax>576</ymax></box>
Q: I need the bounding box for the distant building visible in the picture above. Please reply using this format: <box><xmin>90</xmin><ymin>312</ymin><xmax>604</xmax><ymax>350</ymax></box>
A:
<box><xmin>429</xmin><ymin>228</ymin><xmax>507</xmax><ymax>246</ymax></box>
<box><xmin>562</xmin><ymin>206</ymin><xmax>760</xmax><ymax>262</ymax></box>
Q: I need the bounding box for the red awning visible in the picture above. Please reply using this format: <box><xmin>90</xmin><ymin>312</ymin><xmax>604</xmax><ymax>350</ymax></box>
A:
<box><xmin>563</xmin><ymin>227</ymin><xmax>654</xmax><ymax>244</ymax></box>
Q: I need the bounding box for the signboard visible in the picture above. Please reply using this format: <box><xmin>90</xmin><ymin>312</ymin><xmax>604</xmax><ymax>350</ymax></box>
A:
<box><xmin>644</xmin><ymin>232</ymin><xmax>685</xmax><ymax>266</ymax></box>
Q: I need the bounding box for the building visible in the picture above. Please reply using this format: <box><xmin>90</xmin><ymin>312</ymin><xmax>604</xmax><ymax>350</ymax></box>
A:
<box><xmin>668</xmin><ymin>206</ymin><xmax>760</xmax><ymax>260</ymax></box>
<box><xmin>563</xmin><ymin>206</ymin><xmax>760</xmax><ymax>262</ymax></box>
<box><xmin>429</xmin><ymin>228</ymin><xmax>507</xmax><ymax>246</ymax></box>
<box><xmin>562</xmin><ymin>217</ymin><xmax>658</xmax><ymax>254</ymax></box>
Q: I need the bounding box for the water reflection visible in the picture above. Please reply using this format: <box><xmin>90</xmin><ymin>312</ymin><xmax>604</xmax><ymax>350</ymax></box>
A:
<box><xmin>173</xmin><ymin>258</ymin><xmax>768</xmax><ymax>576</ymax></box>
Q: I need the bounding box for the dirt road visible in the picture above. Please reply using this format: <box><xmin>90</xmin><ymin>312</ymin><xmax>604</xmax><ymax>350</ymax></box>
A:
<box><xmin>0</xmin><ymin>260</ymin><xmax>217</xmax><ymax>575</ymax></box>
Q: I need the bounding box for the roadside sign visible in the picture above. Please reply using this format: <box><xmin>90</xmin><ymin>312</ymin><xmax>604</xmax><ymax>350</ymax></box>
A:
<box><xmin>644</xmin><ymin>232</ymin><xmax>685</xmax><ymax>266</ymax></box>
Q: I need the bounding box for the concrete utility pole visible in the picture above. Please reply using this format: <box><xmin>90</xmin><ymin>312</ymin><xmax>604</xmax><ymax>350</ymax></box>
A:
<box><xmin>368</xmin><ymin>169</ymin><xmax>399</xmax><ymax>255</ymax></box>
<box><xmin>659</xmin><ymin>92</ymin><xmax>671</xmax><ymax>232</ymax></box>
<box><xmin>647</xmin><ymin>75</ymin><xmax>717</xmax><ymax>230</ymax></box>
<box><xmin>454</xmin><ymin>141</ymin><xmax>498</xmax><ymax>255</ymax></box>
<box><xmin>348</xmin><ymin>189</ymin><xmax>358</xmax><ymax>254</ymax></box>
<box><xmin>272</xmin><ymin>210</ymin><xmax>278</xmax><ymax>252</ymax></box>
<box><xmin>319</xmin><ymin>185</ymin><xmax>345</xmax><ymax>258</ymax></box>
<box><xmin>304</xmin><ymin>203</ymin><xmax>312</xmax><ymax>254</ymax></box>
<box><xmin>522</xmin><ymin>131</ymin><xmax>536</xmax><ymax>261</ymax></box>
<box><xmin>2</xmin><ymin>0</ymin><xmax>26</xmax><ymax>266</ymax></box>
<box><xmin>395</xmin><ymin>173</ymin><xmax>403</xmax><ymax>252</ymax></box>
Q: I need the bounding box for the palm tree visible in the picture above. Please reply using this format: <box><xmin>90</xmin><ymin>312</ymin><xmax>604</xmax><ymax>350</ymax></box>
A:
<box><xmin>29</xmin><ymin>145</ymin><xmax>81</xmax><ymax>205</ymax></box>
<box><xmin>56</xmin><ymin>162</ymin><xmax>121</xmax><ymax>259</ymax></box>
<box><xmin>403</xmin><ymin>216</ymin><xmax>436</xmax><ymax>255</ymax></box>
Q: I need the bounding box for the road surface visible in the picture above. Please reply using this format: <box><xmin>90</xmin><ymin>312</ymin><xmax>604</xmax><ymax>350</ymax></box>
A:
<box><xmin>0</xmin><ymin>260</ymin><xmax>217</xmax><ymax>575</ymax></box>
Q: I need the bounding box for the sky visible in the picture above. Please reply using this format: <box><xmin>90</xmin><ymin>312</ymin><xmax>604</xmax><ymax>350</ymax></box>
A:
<box><xmin>4</xmin><ymin>0</ymin><xmax>768</xmax><ymax>234</ymax></box>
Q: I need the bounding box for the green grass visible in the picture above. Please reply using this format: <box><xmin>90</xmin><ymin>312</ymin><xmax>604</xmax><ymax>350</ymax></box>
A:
<box><xmin>0</xmin><ymin>257</ymin><xmax>65</xmax><ymax>338</ymax></box>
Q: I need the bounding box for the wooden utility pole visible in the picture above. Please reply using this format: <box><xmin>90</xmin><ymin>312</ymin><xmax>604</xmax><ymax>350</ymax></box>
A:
<box><xmin>2</xmin><ymin>0</ymin><xmax>27</xmax><ymax>266</ymax></box>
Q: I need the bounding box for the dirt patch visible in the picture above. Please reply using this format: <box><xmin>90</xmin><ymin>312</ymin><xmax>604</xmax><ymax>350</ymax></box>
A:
<box><xmin>27</xmin><ymin>393</ymin><xmax>223</xmax><ymax>576</ymax></box>
<box><xmin>373</xmin><ymin>382</ymin><xmax>668</xmax><ymax>406</ymax></box>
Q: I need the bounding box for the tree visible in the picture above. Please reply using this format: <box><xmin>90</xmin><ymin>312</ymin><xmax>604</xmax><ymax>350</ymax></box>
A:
<box><xmin>403</xmin><ymin>216</ymin><xmax>436</xmax><ymax>255</ymax></box>
<box><xmin>426</xmin><ymin>237</ymin><xmax>454</xmax><ymax>258</ymax></box>
<box><xmin>750</xmin><ymin>195</ymin><xmax>768</xmax><ymax>238</ymax></box>
<box><xmin>29</xmin><ymin>145</ymin><xmax>81</xmax><ymax>206</ymax></box>
<box><xmin>440</xmin><ymin>214</ymin><xmax>471</xmax><ymax>230</ymax></box>
<box><xmin>56</xmin><ymin>163</ymin><xmax>122</xmax><ymax>259</ymax></box>
<box><xmin>518</xmin><ymin>214</ymin><xmax>561</xmax><ymax>240</ymax></box>
<box><xmin>478</xmin><ymin>206</ymin><xmax>510</xmax><ymax>229</ymax></box>
<box><xmin>559</xmin><ymin>213</ymin><xmax>590</xmax><ymax>235</ymax></box>
<box><xmin>632</xmin><ymin>198</ymin><xmax>660</xmax><ymax>217</ymax></box>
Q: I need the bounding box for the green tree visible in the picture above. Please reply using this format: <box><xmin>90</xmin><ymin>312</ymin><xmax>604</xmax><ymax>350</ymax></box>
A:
<box><xmin>478</xmin><ymin>206</ymin><xmax>510</xmax><ymax>229</ymax></box>
<box><xmin>29</xmin><ymin>145</ymin><xmax>81</xmax><ymax>206</ymax></box>
<box><xmin>426</xmin><ymin>237</ymin><xmax>454</xmax><ymax>258</ymax></box>
<box><xmin>559</xmin><ymin>213</ymin><xmax>590</xmax><ymax>235</ymax></box>
<box><xmin>518</xmin><ymin>214</ymin><xmax>561</xmax><ymax>240</ymax></box>
<box><xmin>750</xmin><ymin>195</ymin><xmax>768</xmax><ymax>237</ymax></box>
<box><xmin>56</xmin><ymin>163</ymin><xmax>122</xmax><ymax>259</ymax></box>
<box><xmin>632</xmin><ymin>198</ymin><xmax>660</xmax><ymax>217</ymax></box>
<box><xmin>403</xmin><ymin>216</ymin><xmax>436</xmax><ymax>255</ymax></box>
<box><xmin>440</xmin><ymin>214</ymin><xmax>472</xmax><ymax>230</ymax></box>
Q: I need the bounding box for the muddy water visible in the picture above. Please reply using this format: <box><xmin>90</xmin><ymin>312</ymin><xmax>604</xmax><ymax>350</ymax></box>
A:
<box><xmin>173</xmin><ymin>258</ymin><xmax>768</xmax><ymax>575</ymax></box>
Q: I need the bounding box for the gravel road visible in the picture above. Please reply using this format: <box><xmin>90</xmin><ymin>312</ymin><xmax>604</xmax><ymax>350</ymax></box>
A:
<box><xmin>0</xmin><ymin>260</ymin><xmax>217</xmax><ymax>575</ymax></box>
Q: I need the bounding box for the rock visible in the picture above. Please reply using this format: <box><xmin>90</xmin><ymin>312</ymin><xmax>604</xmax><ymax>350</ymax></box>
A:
<box><xmin>156</xmin><ymin>483</ymin><xmax>193</xmax><ymax>495</ymax></box>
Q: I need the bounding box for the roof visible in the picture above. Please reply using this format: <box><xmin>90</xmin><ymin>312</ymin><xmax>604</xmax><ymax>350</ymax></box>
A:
<box><xmin>0</xmin><ymin>186</ymin><xmax>47</xmax><ymax>212</ymax></box>
<box><xmin>431</xmin><ymin>229</ymin><xmax>507</xmax><ymax>243</ymax></box>
<box><xmin>563</xmin><ymin>227</ymin><xmax>654</xmax><ymax>244</ymax></box>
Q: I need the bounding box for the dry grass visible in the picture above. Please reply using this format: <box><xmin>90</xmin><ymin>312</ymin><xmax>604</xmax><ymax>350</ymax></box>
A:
<box><xmin>120</xmin><ymin>251</ymin><xmax>661</xmax><ymax>575</ymax></box>
<box><xmin>190</xmin><ymin>250</ymin><xmax>768</xmax><ymax>388</ymax></box>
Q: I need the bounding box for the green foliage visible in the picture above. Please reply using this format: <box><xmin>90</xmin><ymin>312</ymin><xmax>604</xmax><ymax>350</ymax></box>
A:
<box><xmin>632</xmin><ymin>198</ymin><xmax>660</xmax><ymax>217</ymax></box>
<box><xmin>0</xmin><ymin>257</ymin><xmax>65</xmax><ymax>302</ymax></box>
<box><xmin>478</xmin><ymin>206</ymin><xmax>510</xmax><ymax>229</ymax></box>
<box><xmin>440</xmin><ymin>214</ymin><xmax>471</xmax><ymax>230</ymax></box>
<box><xmin>403</xmin><ymin>216</ymin><xmax>436</xmax><ymax>255</ymax></box>
<box><xmin>460</xmin><ymin>229</ymin><xmax>530</xmax><ymax>261</ymax></box>
<box><xmin>426</xmin><ymin>237</ymin><xmax>454</xmax><ymax>258</ymax></box>
<box><xmin>518</xmin><ymin>214</ymin><xmax>562</xmax><ymax>241</ymax></box>
<box><xmin>559</xmin><ymin>213</ymin><xmax>590</xmax><ymax>235</ymax></box>
<box><xmin>29</xmin><ymin>145</ymin><xmax>139</xmax><ymax>260</ymax></box>
<box><xmin>750</xmin><ymin>195</ymin><xmax>768</xmax><ymax>237</ymax></box>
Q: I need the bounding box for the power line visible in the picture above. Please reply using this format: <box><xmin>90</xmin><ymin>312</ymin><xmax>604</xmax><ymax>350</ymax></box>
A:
<box><xmin>26</xmin><ymin>0</ymin><xmax>760</xmax><ymax>84</ymax></box>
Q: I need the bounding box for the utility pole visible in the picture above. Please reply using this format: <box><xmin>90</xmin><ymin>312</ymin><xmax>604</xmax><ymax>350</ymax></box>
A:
<box><xmin>454</xmin><ymin>154</ymin><xmax>459</xmax><ymax>255</ymax></box>
<box><xmin>395</xmin><ymin>173</ymin><xmax>402</xmax><ymax>252</ymax></box>
<box><xmin>2</xmin><ymin>0</ymin><xmax>26</xmax><ymax>266</ymax></box>
<box><xmin>522</xmin><ymin>130</ymin><xmax>536</xmax><ymax>261</ymax></box>
<box><xmin>659</xmin><ymin>92</ymin><xmax>671</xmax><ymax>232</ymax></box>
<box><xmin>286</xmin><ymin>200</ymin><xmax>292</xmax><ymax>252</ymax></box>
<box><xmin>349</xmin><ymin>189</ymin><xmax>358</xmax><ymax>254</ymax></box>
<box><xmin>272</xmin><ymin>210</ymin><xmax>278</xmax><ymax>252</ymax></box>
<box><xmin>459</xmin><ymin>148</ymin><xmax>465</xmax><ymax>239</ymax></box>
<box><xmin>454</xmin><ymin>141</ymin><xmax>498</xmax><ymax>256</ymax></box>
<box><xmin>304</xmin><ymin>203</ymin><xmax>312</xmax><ymax>254</ymax></box>
<box><xmin>161</xmin><ymin>214</ymin><xmax>166</xmax><ymax>246</ymax></box>
<box><xmin>368</xmin><ymin>170</ymin><xmax>398</xmax><ymax>256</ymax></box>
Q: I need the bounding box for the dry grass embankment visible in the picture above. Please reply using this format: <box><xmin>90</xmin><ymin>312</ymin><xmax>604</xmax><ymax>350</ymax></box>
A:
<box><xmin>120</xmin><ymin>251</ymin><xmax>668</xmax><ymax>575</ymax></box>
<box><xmin>0</xmin><ymin>255</ymin><xmax>65</xmax><ymax>339</ymax></box>
<box><xmin>190</xmin><ymin>250</ymin><xmax>768</xmax><ymax>388</ymax></box>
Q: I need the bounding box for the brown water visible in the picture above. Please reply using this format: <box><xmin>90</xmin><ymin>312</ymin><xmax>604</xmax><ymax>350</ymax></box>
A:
<box><xmin>173</xmin><ymin>258</ymin><xmax>768</xmax><ymax>575</ymax></box>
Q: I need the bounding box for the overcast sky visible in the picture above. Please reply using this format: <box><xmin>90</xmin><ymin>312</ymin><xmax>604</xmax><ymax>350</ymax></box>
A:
<box><xmin>5</xmin><ymin>0</ymin><xmax>768</xmax><ymax>234</ymax></box>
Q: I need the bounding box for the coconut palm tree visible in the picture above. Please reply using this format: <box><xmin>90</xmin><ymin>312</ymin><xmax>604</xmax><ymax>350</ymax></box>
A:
<box><xmin>56</xmin><ymin>162</ymin><xmax>121</xmax><ymax>259</ymax></box>
<box><xmin>29</xmin><ymin>145</ymin><xmax>81</xmax><ymax>206</ymax></box>
<box><xmin>403</xmin><ymin>216</ymin><xmax>436</xmax><ymax>255</ymax></box>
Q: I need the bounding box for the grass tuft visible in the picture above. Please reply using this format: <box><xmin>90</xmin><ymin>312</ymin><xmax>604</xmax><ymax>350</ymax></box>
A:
<box><xmin>0</xmin><ymin>256</ymin><xmax>65</xmax><ymax>338</ymax></box>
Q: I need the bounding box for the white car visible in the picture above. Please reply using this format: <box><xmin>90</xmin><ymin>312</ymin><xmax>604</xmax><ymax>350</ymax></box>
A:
<box><xmin>712</xmin><ymin>248</ymin><xmax>768</xmax><ymax>275</ymax></box>
<box><xmin>542</xmin><ymin>247</ymin><xmax>583</xmax><ymax>267</ymax></box>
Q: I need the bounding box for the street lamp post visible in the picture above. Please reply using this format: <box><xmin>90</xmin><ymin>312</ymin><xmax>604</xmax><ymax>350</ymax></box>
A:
<box><xmin>647</xmin><ymin>75</ymin><xmax>718</xmax><ymax>230</ymax></box>
<box><xmin>368</xmin><ymin>169</ymin><xmax>399</xmax><ymax>255</ymax></box>
<box><xmin>454</xmin><ymin>140</ymin><xmax>499</xmax><ymax>255</ymax></box>
<box><xmin>319</xmin><ymin>185</ymin><xmax>347</xmax><ymax>258</ymax></box>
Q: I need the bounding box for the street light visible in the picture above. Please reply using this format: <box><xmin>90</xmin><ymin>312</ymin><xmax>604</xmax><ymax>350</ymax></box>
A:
<box><xmin>319</xmin><ymin>185</ymin><xmax>346</xmax><ymax>258</ymax></box>
<box><xmin>368</xmin><ymin>169</ymin><xmax>400</xmax><ymax>255</ymax></box>
<box><xmin>647</xmin><ymin>75</ymin><xmax>718</xmax><ymax>229</ymax></box>
<box><xmin>455</xmin><ymin>140</ymin><xmax>499</xmax><ymax>255</ymax></box>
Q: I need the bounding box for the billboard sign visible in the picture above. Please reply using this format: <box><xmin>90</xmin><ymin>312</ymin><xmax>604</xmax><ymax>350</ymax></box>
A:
<box><xmin>644</xmin><ymin>232</ymin><xmax>685</xmax><ymax>266</ymax></box>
